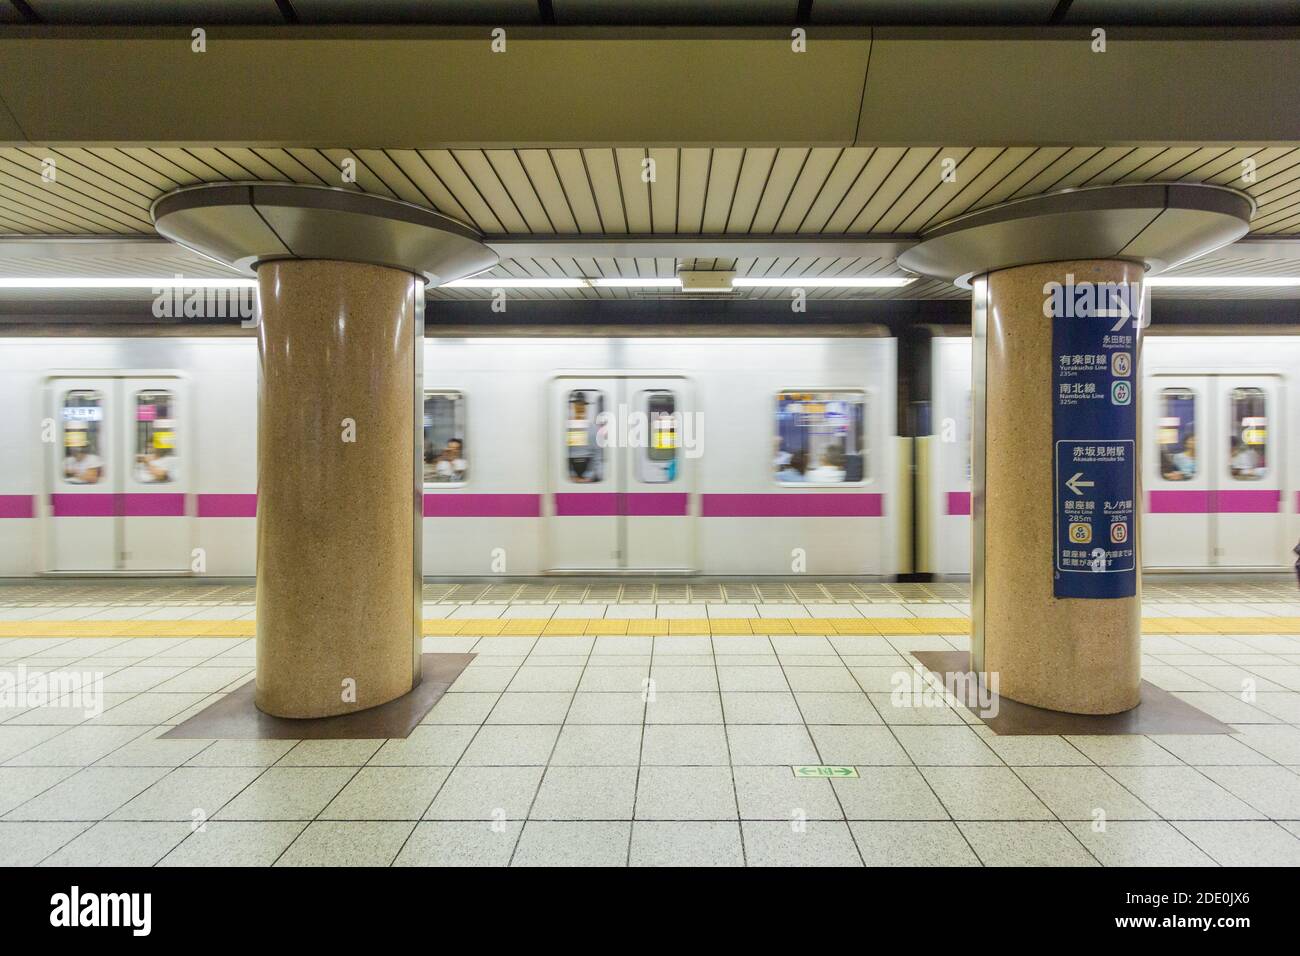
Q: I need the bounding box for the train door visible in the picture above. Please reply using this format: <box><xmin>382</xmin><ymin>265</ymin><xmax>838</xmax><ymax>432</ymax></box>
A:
<box><xmin>121</xmin><ymin>379</ymin><xmax>191</xmax><ymax>571</ymax></box>
<box><xmin>1214</xmin><ymin>375</ymin><xmax>1283</xmax><ymax>568</ymax></box>
<box><xmin>46</xmin><ymin>375</ymin><xmax>191</xmax><ymax>573</ymax></box>
<box><xmin>1144</xmin><ymin>374</ymin><xmax>1284</xmax><ymax>569</ymax></box>
<box><xmin>623</xmin><ymin>378</ymin><xmax>693</xmax><ymax>571</ymax></box>
<box><xmin>48</xmin><ymin>377</ymin><xmax>117</xmax><ymax>571</ymax></box>
<box><xmin>549</xmin><ymin>378</ymin><xmax>622</xmax><ymax>570</ymax></box>
<box><xmin>547</xmin><ymin>375</ymin><xmax>693</xmax><ymax>572</ymax></box>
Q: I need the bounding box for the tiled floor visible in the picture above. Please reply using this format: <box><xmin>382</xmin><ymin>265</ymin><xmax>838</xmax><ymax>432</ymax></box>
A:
<box><xmin>1</xmin><ymin>577</ymin><xmax>1299</xmax><ymax>866</ymax></box>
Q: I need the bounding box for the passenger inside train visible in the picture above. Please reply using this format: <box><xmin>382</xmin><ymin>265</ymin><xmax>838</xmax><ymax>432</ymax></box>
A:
<box><xmin>567</xmin><ymin>390</ymin><xmax>604</xmax><ymax>482</ymax></box>
<box><xmin>134</xmin><ymin>450</ymin><xmax>175</xmax><ymax>483</ymax></box>
<box><xmin>1162</xmin><ymin>433</ymin><xmax>1197</xmax><ymax>480</ymax></box>
<box><xmin>62</xmin><ymin>442</ymin><xmax>103</xmax><ymax>485</ymax></box>
<box><xmin>774</xmin><ymin>391</ymin><xmax>866</xmax><ymax>483</ymax></box>
<box><xmin>423</xmin><ymin>390</ymin><xmax>469</xmax><ymax>483</ymax></box>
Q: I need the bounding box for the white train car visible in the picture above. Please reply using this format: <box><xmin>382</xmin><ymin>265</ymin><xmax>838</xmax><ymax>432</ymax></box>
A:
<box><xmin>920</xmin><ymin>331</ymin><xmax>1300</xmax><ymax>574</ymax></box>
<box><xmin>0</xmin><ymin>331</ymin><xmax>906</xmax><ymax>578</ymax></box>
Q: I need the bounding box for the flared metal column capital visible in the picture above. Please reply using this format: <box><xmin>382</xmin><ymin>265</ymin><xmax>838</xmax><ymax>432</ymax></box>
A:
<box><xmin>897</xmin><ymin>182</ymin><xmax>1254</xmax><ymax>287</ymax></box>
<box><xmin>151</xmin><ymin>182</ymin><xmax>497</xmax><ymax>285</ymax></box>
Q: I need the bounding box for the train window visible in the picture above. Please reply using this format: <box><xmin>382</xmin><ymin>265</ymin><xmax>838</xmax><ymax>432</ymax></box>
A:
<box><xmin>566</xmin><ymin>389</ymin><xmax>605</xmax><ymax>483</ymax></box>
<box><xmin>1157</xmin><ymin>388</ymin><xmax>1197</xmax><ymax>481</ymax></box>
<box><xmin>774</xmin><ymin>390</ymin><xmax>867</xmax><ymax>484</ymax></box>
<box><xmin>638</xmin><ymin>390</ymin><xmax>678</xmax><ymax>484</ymax></box>
<box><xmin>1228</xmin><ymin>387</ymin><xmax>1268</xmax><ymax>481</ymax></box>
<box><xmin>424</xmin><ymin>391</ymin><xmax>468</xmax><ymax>483</ymax></box>
<box><xmin>133</xmin><ymin>390</ymin><xmax>177</xmax><ymax>484</ymax></box>
<box><xmin>62</xmin><ymin>390</ymin><xmax>105</xmax><ymax>485</ymax></box>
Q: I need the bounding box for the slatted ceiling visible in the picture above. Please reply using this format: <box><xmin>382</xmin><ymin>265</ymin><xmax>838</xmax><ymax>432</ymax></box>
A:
<box><xmin>886</xmin><ymin>146</ymin><xmax>981</xmax><ymax>234</ymax></box>
<box><xmin>1147</xmin><ymin>146</ymin><xmax>1228</xmax><ymax>181</ymax></box>
<box><xmin>1126</xmin><ymin>146</ymin><xmax>1205</xmax><ymax>183</ymax></box>
<box><xmin>813</xmin><ymin>147</ymin><xmax>887</xmax><ymax>232</ymax></box>
<box><xmin>24</xmin><ymin>149</ymin><xmax>152</xmax><ymax>213</ymax></box>
<box><xmin>720</xmin><ymin>147</ymin><xmax>768</xmax><ymax>234</ymax></box>
<box><xmin>1255</xmin><ymin>200</ymin><xmax>1300</xmax><ymax>232</ymax></box>
<box><xmin>1255</xmin><ymin>164</ymin><xmax>1300</xmax><ymax>206</ymax></box>
<box><xmin>422</xmin><ymin>150</ymin><xmax>497</xmax><ymax>232</ymax></box>
<box><xmin>0</xmin><ymin>162</ymin><xmax>142</xmax><ymax>234</ymax></box>
<box><xmin>579</xmin><ymin>149</ymin><xmax>623</xmax><ymax>234</ymax></box>
<box><xmin>868</xmin><ymin>146</ymin><xmax>953</xmax><ymax>234</ymax></box>
<box><xmin>212</xmin><ymin>147</ymin><xmax>282</xmax><ymax>182</ymax></box>
<box><xmin>1162</xmin><ymin>147</ymin><xmax>1242</xmax><ymax>185</ymax></box>
<box><xmin>848</xmin><ymin>147</ymin><xmax>939</xmax><ymax>232</ymax></box>
<box><xmin>644</xmin><ymin>147</ymin><xmax>676</xmax><ymax>234</ymax></box>
<box><xmin>248</xmin><ymin>148</ymin><xmax>321</xmax><ymax>186</ymax></box>
<box><xmin>1258</xmin><ymin>213</ymin><xmax>1300</xmax><ymax>235</ymax></box>
<box><xmin>1255</xmin><ymin>170</ymin><xmax>1300</xmax><ymax>213</ymax></box>
<box><xmin>346</xmin><ymin>150</ymin><xmax>416</xmax><ymax>206</ymax></box>
<box><xmin>4</xmin><ymin>144</ymin><xmax>1300</xmax><ymax>274</ymax></box>
<box><xmin>539</xmin><ymin>150</ymin><xmax>590</xmax><ymax>232</ymax></box>
<box><xmin>790</xmin><ymin>148</ymin><xmax>857</xmax><ymax>233</ymax></box>
<box><xmin>918</xmin><ymin>146</ymin><xmax>1011</xmax><ymax>229</ymax></box>
<box><xmin>1254</xmin><ymin>204</ymin><xmax>1300</xmax><ymax>232</ymax></box>
<box><xmin>1224</xmin><ymin>147</ymin><xmax>1298</xmax><ymax>185</ymax></box>
<box><xmin>1108</xmin><ymin>146</ymin><xmax>1187</xmax><ymax>183</ymax></box>
<box><xmin>611</xmin><ymin>148</ymin><xmax>647</xmax><ymax>234</ymax></box>
<box><xmin>669</xmin><ymin>148</ymin><xmax>704</xmax><ymax>234</ymax></box>
<box><xmin>38</xmin><ymin>149</ymin><xmax>175</xmax><ymax>228</ymax></box>
<box><xmin>127</xmin><ymin>148</ymin><xmax>206</xmax><ymax>186</ymax></box>
<box><xmin>1111</xmin><ymin>146</ymin><xmax>1184</xmax><ymax>182</ymax></box>
<box><xmin>765</xmin><ymin>147</ymin><xmax>835</xmax><ymax>233</ymax></box>
<box><xmin>385</xmin><ymin>152</ymin><xmax>460</xmax><ymax>224</ymax></box>
<box><xmin>698</xmin><ymin>147</ymin><xmax>739</xmax><ymax>233</ymax></box>
<box><xmin>737</xmin><ymin>148</ymin><xmax>792</xmax><ymax>233</ymax></box>
<box><xmin>0</xmin><ymin>166</ymin><xmax>137</xmax><ymax>234</ymax></box>
<box><xmin>448</xmin><ymin>150</ymin><xmax>524</xmax><ymax>233</ymax></box>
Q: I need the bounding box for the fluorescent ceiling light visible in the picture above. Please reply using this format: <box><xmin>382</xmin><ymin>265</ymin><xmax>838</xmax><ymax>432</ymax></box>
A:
<box><xmin>731</xmin><ymin>276</ymin><xmax>914</xmax><ymax>288</ymax></box>
<box><xmin>442</xmin><ymin>277</ymin><xmax>589</xmax><ymax>289</ymax></box>
<box><xmin>0</xmin><ymin>277</ymin><xmax>254</xmax><ymax>288</ymax></box>
<box><xmin>1147</xmin><ymin>276</ymin><xmax>1300</xmax><ymax>287</ymax></box>
<box><xmin>592</xmin><ymin>277</ymin><xmax>683</xmax><ymax>288</ymax></box>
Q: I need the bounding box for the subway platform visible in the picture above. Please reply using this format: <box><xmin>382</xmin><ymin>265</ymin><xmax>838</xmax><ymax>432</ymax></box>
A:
<box><xmin>1</xmin><ymin>576</ymin><xmax>1298</xmax><ymax>867</ymax></box>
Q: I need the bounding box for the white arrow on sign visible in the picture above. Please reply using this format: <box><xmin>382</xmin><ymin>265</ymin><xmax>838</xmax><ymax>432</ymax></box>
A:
<box><xmin>1066</xmin><ymin>472</ymin><xmax>1094</xmax><ymax>496</ymax></box>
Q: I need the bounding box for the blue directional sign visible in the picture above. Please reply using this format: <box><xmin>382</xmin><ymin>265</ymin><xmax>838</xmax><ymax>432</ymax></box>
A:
<box><xmin>1050</xmin><ymin>277</ymin><xmax>1138</xmax><ymax>598</ymax></box>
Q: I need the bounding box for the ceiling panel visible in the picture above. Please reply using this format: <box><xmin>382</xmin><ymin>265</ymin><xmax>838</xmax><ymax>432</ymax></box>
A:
<box><xmin>552</xmin><ymin>1</ymin><xmax>797</xmax><ymax>26</ymax></box>
<box><xmin>25</xmin><ymin>0</ymin><xmax>284</xmax><ymax>24</ymax></box>
<box><xmin>2</xmin><ymin>145</ymin><xmax>1299</xmax><ymax>241</ymax></box>
<box><xmin>1065</xmin><ymin>1</ymin><xmax>1300</xmax><ymax>26</ymax></box>
<box><xmin>294</xmin><ymin>1</ymin><xmax>542</xmax><ymax>24</ymax></box>
<box><xmin>812</xmin><ymin>1</ymin><xmax>1057</xmax><ymax>24</ymax></box>
<box><xmin>2</xmin><ymin>144</ymin><xmax>1299</xmax><ymax>303</ymax></box>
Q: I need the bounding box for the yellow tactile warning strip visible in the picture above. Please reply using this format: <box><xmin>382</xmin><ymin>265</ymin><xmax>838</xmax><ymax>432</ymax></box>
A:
<box><xmin>1</xmin><ymin>617</ymin><xmax>1299</xmax><ymax>638</ymax></box>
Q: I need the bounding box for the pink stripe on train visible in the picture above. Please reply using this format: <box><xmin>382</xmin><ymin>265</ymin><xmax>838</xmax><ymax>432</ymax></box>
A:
<box><xmin>554</xmin><ymin>493</ymin><xmax>620</xmax><ymax>516</ymax></box>
<box><xmin>50</xmin><ymin>493</ymin><xmax>117</xmax><ymax>517</ymax></box>
<box><xmin>426</xmin><ymin>494</ymin><xmax>541</xmax><ymax>518</ymax></box>
<box><xmin>701</xmin><ymin>493</ymin><xmax>883</xmax><ymax>518</ymax></box>
<box><xmin>0</xmin><ymin>494</ymin><xmax>35</xmax><ymax>518</ymax></box>
<box><xmin>197</xmin><ymin>494</ymin><xmax>258</xmax><ymax>518</ymax></box>
<box><xmin>946</xmin><ymin>491</ymin><xmax>971</xmax><ymax>516</ymax></box>
<box><xmin>50</xmin><ymin>493</ymin><xmax>188</xmax><ymax>517</ymax></box>
<box><xmin>1148</xmin><ymin>489</ymin><xmax>1280</xmax><ymax>514</ymax></box>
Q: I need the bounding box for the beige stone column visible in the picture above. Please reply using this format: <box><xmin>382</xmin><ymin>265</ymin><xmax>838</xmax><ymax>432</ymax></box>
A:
<box><xmin>254</xmin><ymin>259</ymin><xmax>422</xmax><ymax>718</ymax></box>
<box><xmin>973</xmin><ymin>259</ymin><xmax>1143</xmax><ymax>714</ymax></box>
